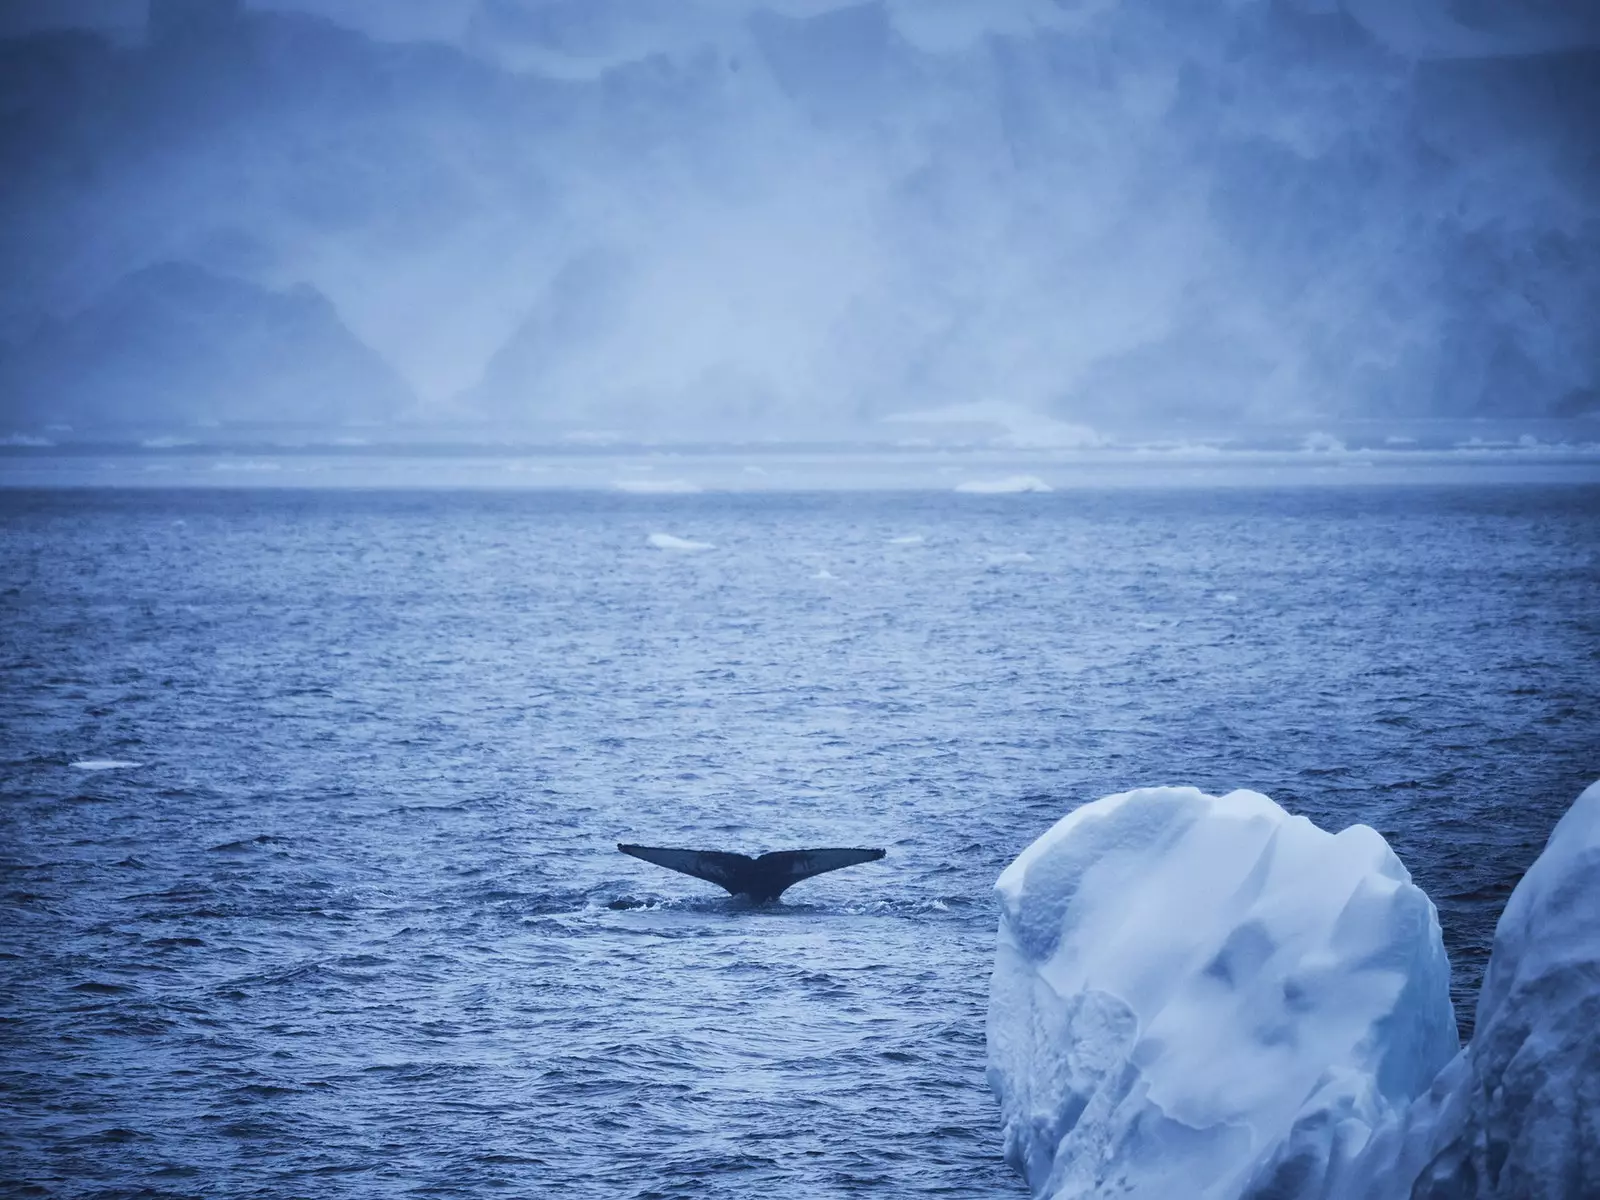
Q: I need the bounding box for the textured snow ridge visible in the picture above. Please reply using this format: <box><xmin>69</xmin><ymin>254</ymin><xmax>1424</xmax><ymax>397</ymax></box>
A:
<box><xmin>1331</xmin><ymin>780</ymin><xmax>1600</xmax><ymax>1200</ymax></box>
<box><xmin>987</xmin><ymin>786</ymin><xmax>1458</xmax><ymax>1200</ymax></box>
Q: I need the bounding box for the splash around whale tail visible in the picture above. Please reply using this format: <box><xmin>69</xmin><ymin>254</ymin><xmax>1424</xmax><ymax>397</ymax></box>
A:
<box><xmin>617</xmin><ymin>844</ymin><xmax>885</xmax><ymax>902</ymax></box>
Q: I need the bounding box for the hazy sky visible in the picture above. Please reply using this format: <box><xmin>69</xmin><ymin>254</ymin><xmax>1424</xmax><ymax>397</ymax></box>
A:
<box><xmin>1</xmin><ymin>0</ymin><xmax>1596</xmax><ymax>441</ymax></box>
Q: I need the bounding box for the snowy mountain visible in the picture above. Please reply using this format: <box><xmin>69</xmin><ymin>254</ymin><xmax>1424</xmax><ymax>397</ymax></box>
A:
<box><xmin>0</xmin><ymin>0</ymin><xmax>1594</xmax><ymax>438</ymax></box>
<box><xmin>0</xmin><ymin>262</ymin><xmax>413</xmax><ymax>427</ymax></box>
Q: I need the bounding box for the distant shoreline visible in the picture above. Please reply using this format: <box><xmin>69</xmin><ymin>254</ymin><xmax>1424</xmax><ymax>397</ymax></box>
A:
<box><xmin>4</xmin><ymin>441</ymin><xmax>1600</xmax><ymax>490</ymax></box>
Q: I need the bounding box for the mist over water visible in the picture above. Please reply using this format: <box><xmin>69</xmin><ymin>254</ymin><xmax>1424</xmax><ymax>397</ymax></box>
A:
<box><xmin>1</xmin><ymin>0</ymin><xmax>1597</xmax><ymax>447</ymax></box>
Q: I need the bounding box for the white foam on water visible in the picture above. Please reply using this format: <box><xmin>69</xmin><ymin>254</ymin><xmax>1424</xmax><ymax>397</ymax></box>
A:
<box><xmin>954</xmin><ymin>475</ymin><xmax>1053</xmax><ymax>494</ymax></box>
<box><xmin>70</xmin><ymin>760</ymin><xmax>143</xmax><ymax>771</ymax></box>
<box><xmin>646</xmin><ymin>532</ymin><xmax>714</xmax><ymax>551</ymax></box>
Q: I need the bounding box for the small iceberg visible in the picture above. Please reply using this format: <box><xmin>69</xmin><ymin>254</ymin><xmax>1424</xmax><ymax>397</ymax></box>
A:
<box><xmin>988</xmin><ymin>786</ymin><xmax>1457</xmax><ymax>1200</ymax></box>
<box><xmin>955</xmin><ymin>475</ymin><xmax>1053</xmax><ymax>494</ymax></box>
<box><xmin>989</xmin><ymin>782</ymin><xmax>1600</xmax><ymax>1200</ymax></box>
<box><xmin>646</xmin><ymin>532</ymin><xmax>714</xmax><ymax>552</ymax></box>
<box><xmin>71</xmin><ymin>759</ymin><xmax>144</xmax><ymax>771</ymax></box>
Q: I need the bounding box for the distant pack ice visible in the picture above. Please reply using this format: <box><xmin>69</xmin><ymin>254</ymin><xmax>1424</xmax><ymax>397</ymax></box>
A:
<box><xmin>987</xmin><ymin>786</ymin><xmax>1458</xmax><ymax>1200</ymax></box>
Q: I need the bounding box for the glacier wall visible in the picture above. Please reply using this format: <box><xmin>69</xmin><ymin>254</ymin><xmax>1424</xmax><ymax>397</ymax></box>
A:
<box><xmin>988</xmin><ymin>781</ymin><xmax>1600</xmax><ymax>1200</ymax></box>
<box><xmin>0</xmin><ymin>1</ymin><xmax>1596</xmax><ymax>436</ymax></box>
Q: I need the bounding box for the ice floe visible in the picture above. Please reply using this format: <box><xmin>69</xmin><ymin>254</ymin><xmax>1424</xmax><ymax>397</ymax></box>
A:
<box><xmin>614</xmin><ymin>478</ymin><xmax>702</xmax><ymax>494</ymax></box>
<box><xmin>646</xmin><ymin>532</ymin><xmax>714</xmax><ymax>551</ymax></box>
<box><xmin>70</xmin><ymin>759</ymin><xmax>144</xmax><ymax>770</ymax></box>
<box><xmin>955</xmin><ymin>475</ymin><xmax>1053</xmax><ymax>494</ymax></box>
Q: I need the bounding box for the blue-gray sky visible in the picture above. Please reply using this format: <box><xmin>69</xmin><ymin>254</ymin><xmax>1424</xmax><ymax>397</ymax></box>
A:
<box><xmin>1</xmin><ymin>0</ymin><xmax>1596</xmax><ymax>441</ymax></box>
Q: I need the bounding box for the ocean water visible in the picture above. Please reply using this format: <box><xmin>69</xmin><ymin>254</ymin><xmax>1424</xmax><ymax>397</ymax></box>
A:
<box><xmin>1</xmin><ymin>485</ymin><xmax>1596</xmax><ymax>1198</ymax></box>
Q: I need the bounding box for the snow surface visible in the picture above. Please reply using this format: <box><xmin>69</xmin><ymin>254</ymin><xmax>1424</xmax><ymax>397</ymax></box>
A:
<box><xmin>988</xmin><ymin>786</ymin><xmax>1458</xmax><ymax>1200</ymax></box>
<box><xmin>1328</xmin><ymin>779</ymin><xmax>1600</xmax><ymax>1200</ymax></box>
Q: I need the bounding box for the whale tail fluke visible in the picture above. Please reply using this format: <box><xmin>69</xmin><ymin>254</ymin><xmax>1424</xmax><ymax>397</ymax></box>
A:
<box><xmin>617</xmin><ymin>844</ymin><xmax>885</xmax><ymax>902</ymax></box>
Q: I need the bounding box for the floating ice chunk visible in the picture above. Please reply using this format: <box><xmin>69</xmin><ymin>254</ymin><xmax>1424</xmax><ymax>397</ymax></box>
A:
<box><xmin>1330</xmin><ymin>779</ymin><xmax>1600</xmax><ymax>1200</ymax></box>
<box><xmin>955</xmin><ymin>475</ymin><xmax>1053</xmax><ymax>494</ymax></box>
<box><xmin>646</xmin><ymin>532</ymin><xmax>714</xmax><ymax>551</ymax></box>
<box><xmin>887</xmin><ymin>534</ymin><xmax>926</xmax><ymax>545</ymax></box>
<box><xmin>71</xmin><ymin>759</ymin><xmax>144</xmax><ymax>770</ymax></box>
<box><xmin>1302</xmin><ymin>432</ymin><xmax>1348</xmax><ymax>454</ymax></box>
<box><xmin>813</xmin><ymin>567</ymin><xmax>836</xmax><ymax>579</ymax></box>
<box><xmin>614</xmin><ymin>479</ymin><xmax>702</xmax><ymax>494</ymax></box>
<box><xmin>988</xmin><ymin>786</ymin><xmax>1457</xmax><ymax>1200</ymax></box>
<box><xmin>987</xmin><ymin>551</ymin><xmax>1034</xmax><ymax>564</ymax></box>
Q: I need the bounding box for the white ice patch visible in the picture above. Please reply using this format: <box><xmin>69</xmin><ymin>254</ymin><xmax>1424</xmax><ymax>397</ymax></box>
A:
<box><xmin>955</xmin><ymin>475</ymin><xmax>1053</xmax><ymax>494</ymax></box>
<box><xmin>70</xmin><ymin>759</ymin><xmax>143</xmax><ymax>770</ymax></box>
<box><xmin>646</xmin><ymin>532</ymin><xmax>714</xmax><ymax>551</ymax></box>
<box><xmin>614</xmin><ymin>479</ymin><xmax>702</xmax><ymax>494</ymax></box>
<box><xmin>988</xmin><ymin>786</ymin><xmax>1457</xmax><ymax>1200</ymax></box>
<box><xmin>886</xmin><ymin>534</ymin><xmax>926</xmax><ymax>545</ymax></box>
<box><xmin>1329</xmin><ymin>779</ymin><xmax>1600</xmax><ymax>1200</ymax></box>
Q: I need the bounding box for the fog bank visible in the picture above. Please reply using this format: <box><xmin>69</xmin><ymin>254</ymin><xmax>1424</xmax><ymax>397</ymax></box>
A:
<box><xmin>1</xmin><ymin>0</ymin><xmax>1595</xmax><ymax>443</ymax></box>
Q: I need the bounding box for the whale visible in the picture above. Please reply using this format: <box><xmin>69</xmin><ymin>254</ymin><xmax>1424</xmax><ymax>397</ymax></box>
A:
<box><xmin>617</xmin><ymin>844</ymin><xmax>886</xmax><ymax>902</ymax></box>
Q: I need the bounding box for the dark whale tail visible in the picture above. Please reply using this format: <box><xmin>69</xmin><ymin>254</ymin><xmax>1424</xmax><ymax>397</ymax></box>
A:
<box><xmin>617</xmin><ymin>844</ymin><xmax>885</xmax><ymax>902</ymax></box>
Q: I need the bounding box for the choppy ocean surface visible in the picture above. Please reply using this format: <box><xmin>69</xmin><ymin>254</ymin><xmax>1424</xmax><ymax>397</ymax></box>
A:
<box><xmin>2</xmin><ymin>485</ymin><xmax>1596</xmax><ymax>1198</ymax></box>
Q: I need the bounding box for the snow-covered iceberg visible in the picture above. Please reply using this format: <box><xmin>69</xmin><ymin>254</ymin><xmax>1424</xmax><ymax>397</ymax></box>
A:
<box><xmin>1329</xmin><ymin>779</ymin><xmax>1600</xmax><ymax>1200</ymax></box>
<box><xmin>987</xmin><ymin>786</ymin><xmax>1459</xmax><ymax>1200</ymax></box>
<box><xmin>990</xmin><ymin>782</ymin><xmax>1600</xmax><ymax>1200</ymax></box>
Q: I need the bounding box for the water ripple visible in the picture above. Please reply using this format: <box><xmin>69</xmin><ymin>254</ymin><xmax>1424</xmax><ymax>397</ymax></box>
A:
<box><xmin>1</xmin><ymin>486</ymin><xmax>1596</xmax><ymax>1196</ymax></box>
